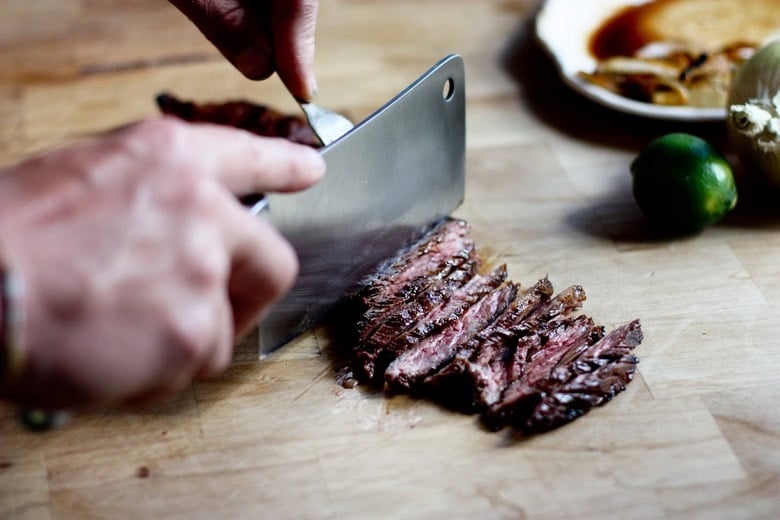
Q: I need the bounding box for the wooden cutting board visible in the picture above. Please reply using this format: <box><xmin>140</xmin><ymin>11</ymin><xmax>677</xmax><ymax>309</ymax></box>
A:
<box><xmin>1</xmin><ymin>1</ymin><xmax>779</xmax><ymax>518</ymax></box>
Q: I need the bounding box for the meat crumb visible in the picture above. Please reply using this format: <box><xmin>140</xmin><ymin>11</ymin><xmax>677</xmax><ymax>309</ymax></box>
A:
<box><xmin>336</xmin><ymin>367</ymin><xmax>359</xmax><ymax>389</ymax></box>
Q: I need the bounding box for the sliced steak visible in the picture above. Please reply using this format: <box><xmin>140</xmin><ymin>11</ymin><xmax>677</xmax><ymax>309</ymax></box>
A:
<box><xmin>531</xmin><ymin>284</ymin><xmax>587</xmax><ymax>325</ymax></box>
<box><xmin>356</xmin><ymin>219</ymin><xmax>476</xmax><ymax>338</ymax></box>
<box><xmin>343</xmin><ymin>213</ymin><xmax>644</xmax><ymax>437</ymax></box>
<box><xmin>363</xmin><ymin>258</ymin><xmax>478</xmax><ymax>347</ymax></box>
<box><xmin>353</xmin><ymin>255</ymin><xmax>479</xmax><ymax>382</ymax></box>
<box><xmin>423</xmin><ymin>277</ymin><xmax>555</xmax><ymax>410</ymax></box>
<box><xmin>502</xmin><ymin>284</ymin><xmax>592</xmax><ymax>382</ymax></box>
<box><xmin>469</xmin><ymin>278</ymin><xmax>556</xmax><ymax>350</ymax></box>
<box><xmin>515</xmin><ymin>319</ymin><xmax>643</xmax><ymax>434</ymax></box>
<box><xmin>356</xmin><ymin>244</ymin><xmax>478</xmax><ymax>345</ymax></box>
<box><xmin>359</xmin><ymin>219</ymin><xmax>473</xmax><ymax>303</ymax></box>
<box><xmin>483</xmin><ymin>315</ymin><xmax>604</xmax><ymax>431</ymax></box>
<box><xmin>384</xmin><ymin>275</ymin><xmax>518</xmax><ymax>392</ymax></box>
<box><xmin>391</xmin><ymin>266</ymin><xmax>508</xmax><ymax>348</ymax></box>
<box><xmin>358</xmin><ymin>265</ymin><xmax>508</xmax><ymax>382</ymax></box>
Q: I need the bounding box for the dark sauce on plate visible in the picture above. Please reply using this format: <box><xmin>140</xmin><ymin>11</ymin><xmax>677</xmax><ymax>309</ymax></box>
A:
<box><xmin>589</xmin><ymin>1</ymin><xmax>671</xmax><ymax>59</ymax></box>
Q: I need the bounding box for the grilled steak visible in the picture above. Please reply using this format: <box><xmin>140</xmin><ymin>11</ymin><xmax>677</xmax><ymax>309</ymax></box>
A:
<box><xmin>352</xmin><ymin>220</ymin><xmax>479</xmax><ymax>381</ymax></box>
<box><xmin>384</xmin><ymin>277</ymin><xmax>518</xmax><ymax>392</ymax></box>
<box><xmin>354</xmin><ymin>254</ymin><xmax>479</xmax><ymax>382</ymax></box>
<box><xmin>357</xmin><ymin>219</ymin><xmax>475</xmax><ymax>319</ymax></box>
<box><xmin>424</xmin><ymin>278</ymin><xmax>555</xmax><ymax>410</ymax></box>
<box><xmin>488</xmin><ymin>320</ymin><xmax>642</xmax><ymax>434</ymax></box>
<box><xmin>356</xmin><ymin>237</ymin><xmax>478</xmax><ymax>346</ymax></box>
<box><xmin>482</xmin><ymin>315</ymin><xmax>605</xmax><ymax>431</ymax></box>
<box><xmin>156</xmin><ymin>93</ymin><xmax>322</xmax><ymax>147</ymax></box>
<box><xmin>348</xmin><ymin>218</ymin><xmax>644</xmax><ymax>437</ymax></box>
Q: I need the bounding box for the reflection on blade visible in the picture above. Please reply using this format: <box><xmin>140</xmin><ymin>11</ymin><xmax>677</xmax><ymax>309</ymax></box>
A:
<box><xmin>258</xmin><ymin>223</ymin><xmax>429</xmax><ymax>356</ymax></box>
<box><xmin>258</xmin><ymin>55</ymin><xmax>466</xmax><ymax>356</ymax></box>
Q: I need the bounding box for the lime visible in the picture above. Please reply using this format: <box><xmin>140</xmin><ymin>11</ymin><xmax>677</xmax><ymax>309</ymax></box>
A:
<box><xmin>630</xmin><ymin>133</ymin><xmax>738</xmax><ymax>233</ymax></box>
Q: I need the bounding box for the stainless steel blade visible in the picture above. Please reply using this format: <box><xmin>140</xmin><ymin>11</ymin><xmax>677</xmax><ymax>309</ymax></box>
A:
<box><xmin>258</xmin><ymin>54</ymin><xmax>466</xmax><ymax>357</ymax></box>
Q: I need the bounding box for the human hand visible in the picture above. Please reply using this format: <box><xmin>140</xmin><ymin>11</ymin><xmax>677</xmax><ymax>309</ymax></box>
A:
<box><xmin>169</xmin><ymin>0</ymin><xmax>320</xmax><ymax>101</ymax></box>
<box><xmin>0</xmin><ymin>117</ymin><xmax>325</xmax><ymax>409</ymax></box>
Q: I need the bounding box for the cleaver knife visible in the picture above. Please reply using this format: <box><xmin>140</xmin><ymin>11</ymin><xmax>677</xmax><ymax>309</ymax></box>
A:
<box><xmin>257</xmin><ymin>54</ymin><xmax>466</xmax><ymax>357</ymax></box>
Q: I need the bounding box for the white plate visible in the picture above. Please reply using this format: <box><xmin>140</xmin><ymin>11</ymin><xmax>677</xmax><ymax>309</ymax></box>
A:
<box><xmin>535</xmin><ymin>0</ymin><xmax>726</xmax><ymax>121</ymax></box>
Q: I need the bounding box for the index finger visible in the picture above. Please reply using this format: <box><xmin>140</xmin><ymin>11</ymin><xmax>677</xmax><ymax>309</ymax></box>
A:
<box><xmin>128</xmin><ymin>118</ymin><xmax>326</xmax><ymax>195</ymax></box>
<box><xmin>271</xmin><ymin>0</ymin><xmax>320</xmax><ymax>101</ymax></box>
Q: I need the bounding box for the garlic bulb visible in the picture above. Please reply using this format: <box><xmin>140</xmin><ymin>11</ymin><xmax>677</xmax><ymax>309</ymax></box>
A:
<box><xmin>727</xmin><ymin>40</ymin><xmax>780</xmax><ymax>188</ymax></box>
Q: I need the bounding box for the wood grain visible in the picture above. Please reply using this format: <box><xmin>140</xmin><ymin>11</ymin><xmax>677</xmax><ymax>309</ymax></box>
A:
<box><xmin>1</xmin><ymin>1</ymin><xmax>779</xmax><ymax>518</ymax></box>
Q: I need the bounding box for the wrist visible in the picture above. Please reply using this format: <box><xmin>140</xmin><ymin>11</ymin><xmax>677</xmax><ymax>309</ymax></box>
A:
<box><xmin>0</xmin><ymin>243</ymin><xmax>26</xmax><ymax>392</ymax></box>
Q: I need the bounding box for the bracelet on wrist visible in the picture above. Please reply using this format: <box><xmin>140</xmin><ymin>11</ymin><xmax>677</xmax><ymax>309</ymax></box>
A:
<box><xmin>0</xmin><ymin>255</ymin><xmax>25</xmax><ymax>387</ymax></box>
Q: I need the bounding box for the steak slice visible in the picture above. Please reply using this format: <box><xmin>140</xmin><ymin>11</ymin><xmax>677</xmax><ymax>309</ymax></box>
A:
<box><xmin>358</xmin><ymin>265</ymin><xmax>508</xmax><ymax>382</ymax></box>
<box><xmin>359</xmin><ymin>219</ymin><xmax>474</xmax><ymax>312</ymax></box>
<box><xmin>503</xmin><ymin>284</ymin><xmax>590</xmax><ymax>382</ymax></box>
<box><xmin>353</xmin><ymin>254</ymin><xmax>479</xmax><ymax>382</ymax></box>
<box><xmin>156</xmin><ymin>93</ymin><xmax>322</xmax><ymax>147</ymax></box>
<box><xmin>363</xmin><ymin>256</ymin><xmax>478</xmax><ymax>347</ymax></box>
<box><xmin>384</xmin><ymin>276</ymin><xmax>518</xmax><ymax>392</ymax></box>
<box><xmin>356</xmin><ymin>244</ymin><xmax>478</xmax><ymax>345</ymax></box>
<box><xmin>423</xmin><ymin>277</ymin><xmax>555</xmax><ymax>410</ymax></box>
<box><xmin>483</xmin><ymin>315</ymin><xmax>604</xmax><ymax>431</ymax></box>
<box><xmin>531</xmin><ymin>284</ymin><xmax>587</xmax><ymax>325</ymax></box>
<box><xmin>513</xmin><ymin>319</ymin><xmax>643</xmax><ymax>434</ymax></box>
<box><xmin>390</xmin><ymin>266</ymin><xmax>508</xmax><ymax>349</ymax></box>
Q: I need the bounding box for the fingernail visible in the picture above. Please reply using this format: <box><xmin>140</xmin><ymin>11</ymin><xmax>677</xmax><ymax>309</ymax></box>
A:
<box><xmin>301</xmin><ymin>73</ymin><xmax>318</xmax><ymax>102</ymax></box>
<box><xmin>309</xmin><ymin>78</ymin><xmax>319</xmax><ymax>99</ymax></box>
<box><xmin>293</xmin><ymin>78</ymin><xmax>318</xmax><ymax>103</ymax></box>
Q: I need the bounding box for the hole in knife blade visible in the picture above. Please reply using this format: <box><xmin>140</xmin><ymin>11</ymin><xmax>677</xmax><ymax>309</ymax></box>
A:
<box><xmin>442</xmin><ymin>78</ymin><xmax>455</xmax><ymax>101</ymax></box>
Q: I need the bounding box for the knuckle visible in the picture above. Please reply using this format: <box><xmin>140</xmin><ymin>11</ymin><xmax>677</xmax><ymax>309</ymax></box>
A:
<box><xmin>208</xmin><ymin>342</ymin><xmax>233</xmax><ymax>376</ymax></box>
<box><xmin>127</xmin><ymin>117</ymin><xmax>182</xmax><ymax>145</ymax></box>
<box><xmin>175</xmin><ymin>175</ymin><xmax>216</xmax><ymax>211</ymax></box>
<box><xmin>164</xmin><ymin>305</ymin><xmax>215</xmax><ymax>366</ymax></box>
<box><xmin>122</xmin><ymin>117</ymin><xmax>190</xmax><ymax>163</ymax></box>
<box><xmin>186</xmin><ymin>244</ymin><xmax>229</xmax><ymax>289</ymax></box>
<box><xmin>108</xmin><ymin>119</ymin><xmax>216</xmax><ymax>227</ymax></box>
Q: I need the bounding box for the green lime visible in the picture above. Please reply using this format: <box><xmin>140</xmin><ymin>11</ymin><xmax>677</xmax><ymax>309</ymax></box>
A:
<box><xmin>631</xmin><ymin>132</ymin><xmax>738</xmax><ymax>233</ymax></box>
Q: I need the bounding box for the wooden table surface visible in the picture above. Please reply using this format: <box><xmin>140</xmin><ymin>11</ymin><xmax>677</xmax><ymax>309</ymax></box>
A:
<box><xmin>2</xmin><ymin>1</ymin><xmax>779</xmax><ymax>518</ymax></box>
